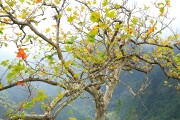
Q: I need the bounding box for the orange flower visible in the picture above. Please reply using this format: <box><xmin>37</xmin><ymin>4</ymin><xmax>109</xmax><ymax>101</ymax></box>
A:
<box><xmin>37</xmin><ymin>0</ymin><xmax>42</xmax><ymax>3</ymax></box>
<box><xmin>17</xmin><ymin>48</ymin><xmax>27</xmax><ymax>60</ymax></box>
<box><xmin>17</xmin><ymin>81</ymin><xmax>24</xmax><ymax>86</ymax></box>
<box><xmin>146</xmin><ymin>27</ymin><xmax>155</xmax><ymax>34</ymax></box>
<box><xmin>128</xmin><ymin>28</ymin><xmax>133</xmax><ymax>34</ymax></box>
<box><xmin>149</xmin><ymin>27</ymin><xmax>154</xmax><ymax>33</ymax></box>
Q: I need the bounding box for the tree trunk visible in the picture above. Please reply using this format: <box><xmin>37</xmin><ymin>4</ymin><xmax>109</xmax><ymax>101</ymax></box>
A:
<box><xmin>94</xmin><ymin>82</ymin><xmax>118</xmax><ymax>120</ymax></box>
<box><xmin>93</xmin><ymin>65</ymin><xmax>124</xmax><ymax>120</ymax></box>
<box><xmin>94</xmin><ymin>93</ymin><xmax>107</xmax><ymax>120</ymax></box>
<box><xmin>95</xmin><ymin>104</ymin><xmax>107</xmax><ymax>120</ymax></box>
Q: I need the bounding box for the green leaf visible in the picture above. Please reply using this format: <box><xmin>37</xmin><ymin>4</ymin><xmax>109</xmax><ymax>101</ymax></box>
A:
<box><xmin>165</xmin><ymin>0</ymin><xmax>170</xmax><ymax>2</ymax></box>
<box><xmin>106</xmin><ymin>10</ymin><xmax>116</xmax><ymax>18</ymax></box>
<box><xmin>14</xmin><ymin>63</ymin><xmax>25</xmax><ymax>71</ymax></box>
<box><xmin>46</xmin><ymin>55</ymin><xmax>53</xmax><ymax>61</ymax></box>
<box><xmin>23</xmin><ymin>102</ymin><xmax>34</xmax><ymax>109</ymax></box>
<box><xmin>89</xmin><ymin>29</ymin><xmax>98</xmax><ymax>36</ymax></box>
<box><xmin>0</xmin><ymin>30</ymin><xmax>3</xmax><ymax>34</ymax></box>
<box><xmin>66</xmin><ymin>36</ymin><xmax>77</xmax><ymax>44</ymax></box>
<box><xmin>67</xmin><ymin>16</ymin><xmax>74</xmax><ymax>23</ymax></box>
<box><xmin>160</xmin><ymin>7</ymin><xmax>164</xmax><ymax>13</ymax></box>
<box><xmin>1</xmin><ymin>60</ymin><xmax>9</xmax><ymax>66</ymax></box>
<box><xmin>65</xmin><ymin>45</ymin><xmax>73</xmax><ymax>52</ymax></box>
<box><xmin>102</xmin><ymin>0</ymin><xmax>108</xmax><ymax>6</ymax></box>
<box><xmin>87</xmin><ymin>35</ymin><xmax>95</xmax><ymax>43</ymax></box>
<box><xmin>6</xmin><ymin>1</ymin><xmax>15</xmax><ymax>6</ymax></box>
<box><xmin>58</xmin><ymin>13</ymin><xmax>62</xmax><ymax>18</ymax></box>
<box><xmin>114</xmin><ymin>4</ymin><xmax>120</xmax><ymax>9</ymax></box>
<box><xmin>174</xmin><ymin>53</ymin><xmax>180</xmax><ymax>65</ymax></box>
<box><xmin>115</xmin><ymin>23</ymin><xmax>120</xmax><ymax>29</ymax></box>
<box><xmin>41</xmin><ymin>102</ymin><xmax>48</xmax><ymax>110</ymax></box>
<box><xmin>64</xmin><ymin>60</ymin><xmax>73</xmax><ymax>67</ymax></box>
<box><xmin>36</xmin><ymin>89</ymin><xmax>48</xmax><ymax>101</ymax></box>
<box><xmin>132</xmin><ymin>17</ymin><xmax>138</xmax><ymax>24</ymax></box>
<box><xmin>20</xmin><ymin>0</ymin><xmax>25</xmax><ymax>3</ymax></box>
<box><xmin>98</xmin><ymin>52</ymin><xmax>105</xmax><ymax>59</ymax></box>
<box><xmin>3</xmin><ymin>43</ymin><xmax>8</xmax><ymax>47</ymax></box>
<box><xmin>105</xmin><ymin>7</ymin><xmax>110</xmax><ymax>13</ymax></box>
<box><xmin>90</xmin><ymin>11</ymin><xmax>101</xmax><ymax>22</ymax></box>
<box><xmin>6</xmin><ymin>72</ymin><xmax>14</xmax><ymax>83</ymax></box>
<box><xmin>157</xmin><ymin>2</ymin><xmax>164</xmax><ymax>7</ymax></box>
<box><xmin>69</xmin><ymin>109</ymin><xmax>73</xmax><ymax>115</ymax></box>
<box><xmin>21</xmin><ymin>10</ymin><xmax>27</xmax><ymax>19</ymax></box>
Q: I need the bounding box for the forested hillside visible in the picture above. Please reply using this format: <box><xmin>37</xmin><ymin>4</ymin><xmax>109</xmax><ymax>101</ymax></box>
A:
<box><xmin>109</xmin><ymin>66</ymin><xmax>180</xmax><ymax>120</ymax></box>
<box><xmin>1</xmin><ymin>65</ymin><xmax>179</xmax><ymax>120</ymax></box>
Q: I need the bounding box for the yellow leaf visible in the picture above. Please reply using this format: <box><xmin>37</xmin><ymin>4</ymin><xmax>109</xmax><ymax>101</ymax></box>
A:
<box><xmin>175</xmin><ymin>34</ymin><xmax>179</xmax><ymax>39</ymax></box>
<box><xmin>3</xmin><ymin>18</ymin><xmax>10</xmax><ymax>22</ymax></box>
<box><xmin>81</xmin><ymin>6</ymin><xmax>85</xmax><ymax>11</ymax></box>
<box><xmin>107</xmin><ymin>20</ymin><xmax>110</xmax><ymax>24</ymax></box>
<box><xmin>150</xmin><ymin>19</ymin><xmax>154</xmax><ymax>24</ymax></box>
<box><xmin>160</xmin><ymin>12</ymin><xmax>164</xmax><ymax>16</ymax></box>
<box><xmin>0</xmin><ymin>84</ymin><xmax>3</xmax><ymax>88</ymax></box>
<box><xmin>4</xmin><ymin>34</ymin><xmax>7</xmax><ymax>40</ymax></box>
<box><xmin>67</xmin><ymin>16</ymin><xmax>74</xmax><ymax>22</ymax></box>
<box><xmin>21</xmin><ymin>12</ymin><xmax>26</xmax><ymax>19</ymax></box>
<box><xmin>109</xmin><ymin>32</ymin><xmax>113</xmax><ymax>36</ymax></box>
<box><xmin>66</xmin><ymin>7</ymin><xmax>72</xmax><ymax>11</ymax></box>
<box><xmin>54</xmin><ymin>0</ymin><xmax>60</xmax><ymax>4</ymax></box>
<box><xmin>20</xmin><ymin>0</ymin><xmax>25</xmax><ymax>3</ymax></box>
<box><xmin>68</xmin><ymin>118</ymin><xmax>77</xmax><ymax>120</ymax></box>
<box><xmin>90</xmin><ymin>11</ymin><xmax>101</xmax><ymax>22</ymax></box>
<box><xmin>58</xmin><ymin>13</ymin><xmax>62</xmax><ymax>18</ymax></box>
<box><xmin>92</xmin><ymin>25</ymin><xmax>99</xmax><ymax>32</ymax></box>
<box><xmin>178</xmin><ymin>66</ymin><xmax>180</xmax><ymax>70</ymax></box>
<box><xmin>45</xmin><ymin>28</ymin><xmax>50</xmax><ymax>33</ymax></box>
<box><xmin>167</xmin><ymin>2</ymin><xmax>170</xmax><ymax>7</ymax></box>
<box><xmin>163</xmin><ymin>40</ymin><xmax>169</xmax><ymax>45</ymax></box>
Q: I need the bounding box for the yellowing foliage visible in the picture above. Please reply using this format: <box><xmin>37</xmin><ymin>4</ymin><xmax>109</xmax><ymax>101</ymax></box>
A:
<box><xmin>128</xmin><ymin>28</ymin><xmax>133</xmax><ymax>34</ymax></box>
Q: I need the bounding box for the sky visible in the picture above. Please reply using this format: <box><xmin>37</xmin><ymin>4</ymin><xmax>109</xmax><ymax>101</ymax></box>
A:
<box><xmin>130</xmin><ymin>0</ymin><xmax>180</xmax><ymax>29</ymax></box>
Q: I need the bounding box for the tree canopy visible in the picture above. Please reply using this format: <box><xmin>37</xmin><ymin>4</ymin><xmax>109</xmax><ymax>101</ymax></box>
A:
<box><xmin>0</xmin><ymin>0</ymin><xmax>179</xmax><ymax>120</ymax></box>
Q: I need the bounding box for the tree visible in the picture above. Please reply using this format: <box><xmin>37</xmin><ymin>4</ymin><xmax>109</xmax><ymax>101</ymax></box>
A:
<box><xmin>0</xmin><ymin>0</ymin><xmax>179</xmax><ymax>120</ymax></box>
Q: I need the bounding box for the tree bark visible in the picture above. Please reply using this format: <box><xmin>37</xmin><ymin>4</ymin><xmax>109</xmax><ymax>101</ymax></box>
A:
<box><xmin>95</xmin><ymin>105</ymin><xmax>107</xmax><ymax>120</ymax></box>
<box><xmin>94</xmin><ymin>65</ymin><xmax>123</xmax><ymax>120</ymax></box>
<box><xmin>94</xmin><ymin>92</ymin><xmax>107</xmax><ymax>120</ymax></box>
<box><xmin>93</xmin><ymin>82</ymin><xmax>118</xmax><ymax>120</ymax></box>
<box><xmin>14</xmin><ymin>114</ymin><xmax>53</xmax><ymax>120</ymax></box>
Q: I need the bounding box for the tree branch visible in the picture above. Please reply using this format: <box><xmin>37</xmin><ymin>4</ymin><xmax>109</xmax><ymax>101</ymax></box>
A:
<box><xmin>14</xmin><ymin>114</ymin><xmax>51</xmax><ymax>120</ymax></box>
<box><xmin>0</xmin><ymin>78</ymin><xmax>63</xmax><ymax>92</ymax></box>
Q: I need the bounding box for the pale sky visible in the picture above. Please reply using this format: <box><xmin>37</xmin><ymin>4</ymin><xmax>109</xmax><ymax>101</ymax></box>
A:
<box><xmin>130</xmin><ymin>0</ymin><xmax>180</xmax><ymax>29</ymax></box>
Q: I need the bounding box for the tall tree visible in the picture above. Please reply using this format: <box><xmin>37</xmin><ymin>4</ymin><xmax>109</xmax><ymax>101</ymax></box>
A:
<box><xmin>0</xmin><ymin>0</ymin><xmax>179</xmax><ymax>120</ymax></box>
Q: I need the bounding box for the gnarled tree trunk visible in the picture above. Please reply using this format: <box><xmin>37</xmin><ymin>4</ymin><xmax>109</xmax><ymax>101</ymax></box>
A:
<box><xmin>94</xmin><ymin>92</ymin><xmax>107</xmax><ymax>120</ymax></box>
<box><xmin>94</xmin><ymin>81</ymin><xmax>118</xmax><ymax>120</ymax></box>
<box><xmin>93</xmin><ymin>66</ymin><xmax>123</xmax><ymax>120</ymax></box>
